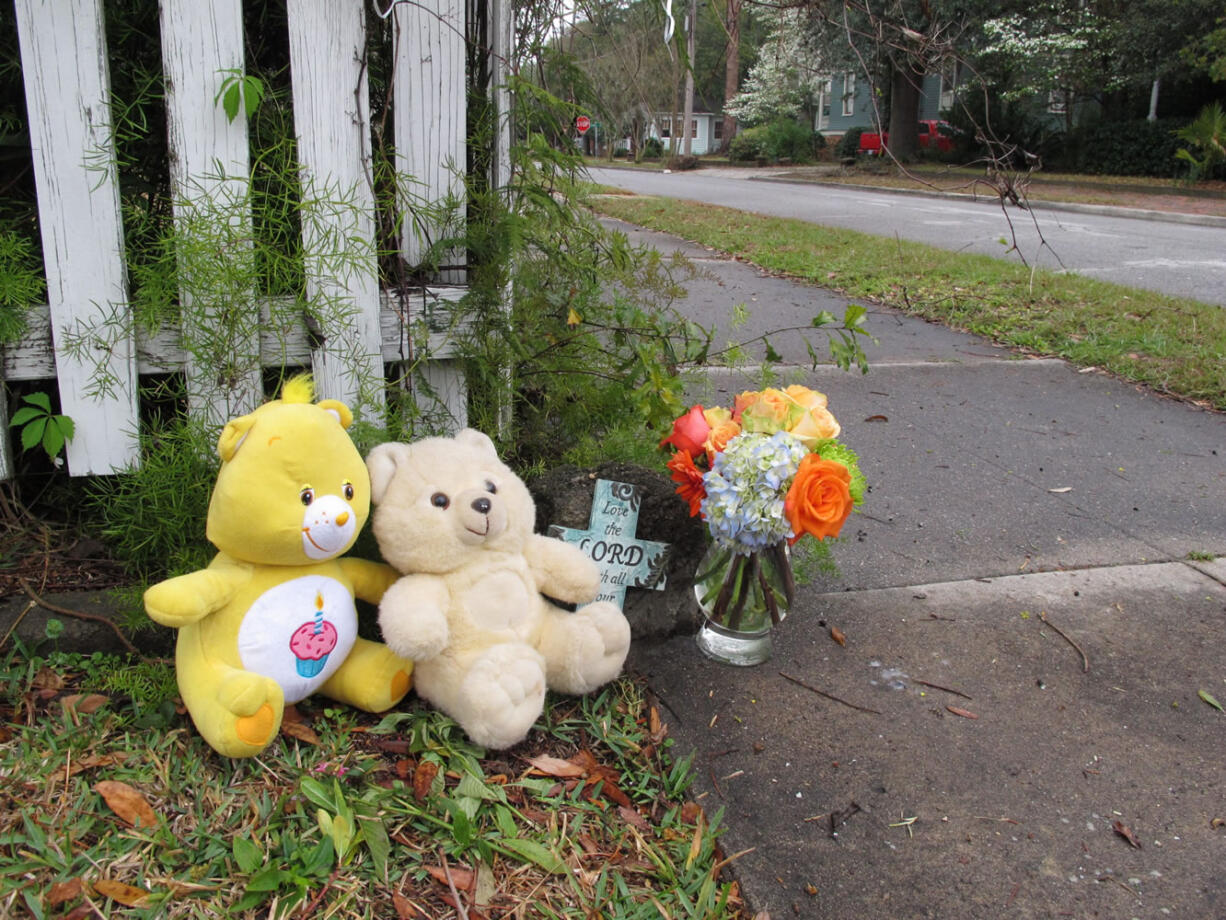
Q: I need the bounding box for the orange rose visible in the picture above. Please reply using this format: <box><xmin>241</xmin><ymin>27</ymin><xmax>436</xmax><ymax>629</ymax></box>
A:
<box><xmin>784</xmin><ymin>455</ymin><xmax>853</xmax><ymax>542</ymax></box>
<box><xmin>666</xmin><ymin>450</ymin><xmax>706</xmax><ymax>517</ymax></box>
<box><xmin>702</xmin><ymin>408</ymin><xmax>741</xmax><ymax>462</ymax></box>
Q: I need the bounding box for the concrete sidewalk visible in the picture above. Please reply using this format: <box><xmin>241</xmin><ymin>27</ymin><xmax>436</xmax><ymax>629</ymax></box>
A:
<box><xmin>618</xmin><ymin>219</ymin><xmax>1226</xmax><ymax>919</ymax></box>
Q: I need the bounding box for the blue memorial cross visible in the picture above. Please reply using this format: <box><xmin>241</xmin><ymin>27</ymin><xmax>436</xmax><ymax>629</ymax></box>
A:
<box><xmin>548</xmin><ymin>479</ymin><xmax>670</xmax><ymax>608</ymax></box>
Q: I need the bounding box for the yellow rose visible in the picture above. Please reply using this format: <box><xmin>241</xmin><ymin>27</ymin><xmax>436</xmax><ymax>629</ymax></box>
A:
<box><xmin>738</xmin><ymin>388</ymin><xmax>796</xmax><ymax>434</ymax></box>
<box><xmin>783</xmin><ymin>384</ymin><xmax>828</xmax><ymax>411</ymax></box>
<box><xmin>789</xmin><ymin>404</ymin><xmax>841</xmax><ymax>448</ymax></box>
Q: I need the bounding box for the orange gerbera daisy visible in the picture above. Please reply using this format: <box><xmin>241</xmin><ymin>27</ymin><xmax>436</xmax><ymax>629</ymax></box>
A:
<box><xmin>666</xmin><ymin>450</ymin><xmax>707</xmax><ymax>517</ymax></box>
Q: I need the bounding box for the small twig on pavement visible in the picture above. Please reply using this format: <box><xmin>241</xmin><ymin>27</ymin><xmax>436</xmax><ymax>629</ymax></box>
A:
<box><xmin>19</xmin><ymin>578</ymin><xmax>143</xmax><ymax>658</ymax></box>
<box><xmin>1039</xmin><ymin>611</ymin><xmax>1089</xmax><ymax>672</ymax></box>
<box><xmin>913</xmin><ymin>678</ymin><xmax>973</xmax><ymax>700</ymax></box>
<box><xmin>779</xmin><ymin>672</ymin><xmax>881</xmax><ymax>715</ymax></box>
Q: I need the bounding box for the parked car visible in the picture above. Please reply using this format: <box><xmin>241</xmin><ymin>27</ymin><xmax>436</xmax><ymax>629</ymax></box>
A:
<box><xmin>858</xmin><ymin>120</ymin><xmax>956</xmax><ymax>156</ymax></box>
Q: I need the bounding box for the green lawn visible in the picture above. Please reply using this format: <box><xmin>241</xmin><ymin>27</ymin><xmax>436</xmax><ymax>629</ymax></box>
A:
<box><xmin>0</xmin><ymin>647</ymin><xmax>746</xmax><ymax>918</ymax></box>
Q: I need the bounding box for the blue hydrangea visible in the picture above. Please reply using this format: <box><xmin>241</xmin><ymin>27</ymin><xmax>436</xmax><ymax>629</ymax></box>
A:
<box><xmin>700</xmin><ymin>430</ymin><xmax>808</xmax><ymax>552</ymax></box>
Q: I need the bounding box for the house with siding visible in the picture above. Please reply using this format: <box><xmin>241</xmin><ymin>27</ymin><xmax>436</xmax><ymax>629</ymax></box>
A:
<box><xmin>645</xmin><ymin>112</ymin><xmax>724</xmax><ymax>156</ymax></box>
<box><xmin>814</xmin><ymin>69</ymin><xmax>955</xmax><ymax>139</ymax></box>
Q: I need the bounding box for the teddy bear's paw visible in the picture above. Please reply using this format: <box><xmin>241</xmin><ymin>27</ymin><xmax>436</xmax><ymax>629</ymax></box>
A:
<box><xmin>378</xmin><ymin>599</ymin><xmax>450</xmax><ymax>662</ymax></box>
<box><xmin>217</xmin><ymin>671</ymin><xmax>283</xmax><ymax>718</ymax></box>
<box><xmin>543</xmin><ymin>603</ymin><xmax>631</xmax><ymax>695</ymax></box>
<box><xmin>458</xmin><ymin>645</ymin><xmax>547</xmax><ymax>750</ymax></box>
<box><xmin>198</xmin><ymin>671</ymin><xmax>285</xmax><ymax>755</ymax></box>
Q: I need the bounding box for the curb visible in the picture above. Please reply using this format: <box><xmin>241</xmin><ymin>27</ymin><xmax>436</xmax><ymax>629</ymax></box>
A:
<box><xmin>746</xmin><ymin>173</ymin><xmax>1226</xmax><ymax>229</ymax></box>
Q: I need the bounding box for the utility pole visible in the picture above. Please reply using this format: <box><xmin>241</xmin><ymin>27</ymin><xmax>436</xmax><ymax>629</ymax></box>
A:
<box><xmin>682</xmin><ymin>0</ymin><xmax>696</xmax><ymax>156</ymax></box>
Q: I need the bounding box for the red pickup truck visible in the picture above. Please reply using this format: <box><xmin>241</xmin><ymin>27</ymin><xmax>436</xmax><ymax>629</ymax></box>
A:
<box><xmin>858</xmin><ymin>119</ymin><xmax>955</xmax><ymax>156</ymax></box>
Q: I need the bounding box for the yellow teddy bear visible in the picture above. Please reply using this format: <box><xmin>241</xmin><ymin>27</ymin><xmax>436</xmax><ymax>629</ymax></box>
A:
<box><xmin>145</xmin><ymin>376</ymin><xmax>412</xmax><ymax>758</ymax></box>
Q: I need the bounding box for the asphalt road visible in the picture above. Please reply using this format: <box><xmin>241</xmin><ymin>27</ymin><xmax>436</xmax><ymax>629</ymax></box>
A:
<box><xmin>586</xmin><ymin>166</ymin><xmax>1226</xmax><ymax>306</ymax></box>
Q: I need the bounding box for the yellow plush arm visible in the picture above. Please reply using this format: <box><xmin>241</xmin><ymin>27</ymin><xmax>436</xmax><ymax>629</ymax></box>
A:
<box><xmin>340</xmin><ymin>557</ymin><xmax>402</xmax><ymax>606</ymax></box>
<box><xmin>144</xmin><ymin>567</ymin><xmax>244</xmax><ymax>628</ymax></box>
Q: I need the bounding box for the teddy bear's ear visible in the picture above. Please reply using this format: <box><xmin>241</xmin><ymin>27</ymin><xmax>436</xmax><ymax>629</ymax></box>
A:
<box><xmin>455</xmin><ymin>428</ymin><xmax>499</xmax><ymax>459</ymax></box>
<box><xmin>367</xmin><ymin>442</ymin><xmax>411</xmax><ymax>505</ymax></box>
<box><xmin>217</xmin><ymin>414</ymin><xmax>257</xmax><ymax>462</ymax></box>
<box><xmin>317</xmin><ymin>399</ymin><xmax>354</xmax><ymax>429</ymax></box>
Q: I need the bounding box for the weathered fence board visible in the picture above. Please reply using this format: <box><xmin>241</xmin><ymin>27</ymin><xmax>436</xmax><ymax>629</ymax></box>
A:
<box><xmin>286</xmin><ymin>0</ymin><xmax>383</xmax><ymax>415</ymax></box>
<box><xmin>4</xmin><ymin>0</ymin><xmax>508</xmax><ymax>480</ymax></box>
<box><xmin>14</xmin><ymin>0</ymin><xmax>140</xmax><ymax>476</ymax></box>
<box><xmin>160</xmin><ymin>0</ymin><xmax>262</xmax><ymax>427</ymax></box>
<box><xmin>395</xmin><ymin>0</ymin><xmax>466</xmax><ymax>284</ymax></box>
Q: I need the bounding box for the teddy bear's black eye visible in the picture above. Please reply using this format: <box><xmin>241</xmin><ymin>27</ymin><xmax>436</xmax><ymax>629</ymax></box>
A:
<box><xmin>431</xmin><ymin>492</ymin><xmax>450</xmax><ymax>509</ymax></box>
<box><xmin>342</xmin><ymin>481</ymin><xmax>355</xmax><ymax>501</ymax></box>
<box><xmin>300</xmin><ymin>488</ymin><xmax>315</xmax><ymax>506</ymax></box>
<box><xmin>485</xmin><ymin>480</ymin><xmax>497</xmax><ymax>494</ymax></box>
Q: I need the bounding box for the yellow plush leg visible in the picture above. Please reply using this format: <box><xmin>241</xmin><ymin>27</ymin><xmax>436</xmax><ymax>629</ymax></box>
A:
<box><xmin>320</xmin><ymin>638</ymin><xmax>413</xmax><ymax>712</ymax></box>
<box><xmin>176</xmin><ymin>625</ymin><xmax>285</xmax><ymax>758</ymax></box>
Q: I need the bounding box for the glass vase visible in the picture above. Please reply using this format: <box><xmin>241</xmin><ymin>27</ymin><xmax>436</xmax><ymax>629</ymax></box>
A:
<box><xmin>693</xmin><ymin>540</ymin><xmax>795</xmax><ymax>666</ymax></box>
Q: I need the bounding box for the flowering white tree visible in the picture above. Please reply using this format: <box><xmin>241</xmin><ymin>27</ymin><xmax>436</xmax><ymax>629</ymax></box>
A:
<box><xmin>724</xmin><ymin>7</ymin><xmax>829</xmax><ymax>127</ymax></box>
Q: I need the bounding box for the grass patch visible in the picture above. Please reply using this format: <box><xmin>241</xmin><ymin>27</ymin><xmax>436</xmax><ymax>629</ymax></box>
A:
<box><xmin>588</xmin><ymin>193</ymin><xmax>1226</xmax><ymax>410</ymax></box>
<box><xmin>0</xmin><ymin>647</ymin><xmax>747</xmax><ymax>918</ymax></box>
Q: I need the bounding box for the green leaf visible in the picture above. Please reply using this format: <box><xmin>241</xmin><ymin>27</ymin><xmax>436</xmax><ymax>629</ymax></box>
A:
<box><xmin>764</xmin><ymin>339</ymin><xmax>782</xmax><ymax>363</ymax></box>
<box><xmin>22</xmin><ymin>392</ymin><xmax>51</xmax><ymax>412</ymax></box>
<box><xmin>221</xmin><ymin>83</ymin><xmax>241</xmax><ymax>123</ymax></box>
<box><xmin>358</xmin><ymin>816</ymin><xmax>389</xmax><ymax>881</ymax></box>
<box><xmin>20</xmin><ymin>417</ymin><xmax>45</xmax><ymax>451</ymax></box>
<box><xmin>300</xmin><ymin>776</ymin><xmax>337</xmax><ymax>812</ymax></box>
<box><xmin>232</xmin><ymin>835</ymin><xmax>263</xmax><ymax>874</ymax></box>
<box><xmin>241</xmin><ymin>75</ymin><xmax>265</xmax><ymax>117</ymax></box>
<box><xmin>810</xmin><ymin>310</ymin><xmax>837</xmax><ymax>328</ymax></box>
<box><xmin>499</xmin><ymin>837</ymin><xmax>567</xmax><ymax>874</ymax></box>
<box><xmin>1199</xmin><ymin>689</ymin><xmax>1223</xmax><ymax>712</ymax></box>
<box><xmin>9</xmin><ymin>406</ymin><xmax>41</xmax><ymax>426</ymax></box>
<box><xmin>41</xmin><ymin>423</ymin><xmax>65</xmax><ymax>459</ymax></box>
<box><xmin>245</xmin><ymin>865</ymin><xmax>290</xmax><ymax>893</ymax></box>
<box><xmin>56</xmin><ymin>415</ymin><xmax>74</xmax><ymax>441</ymax></box>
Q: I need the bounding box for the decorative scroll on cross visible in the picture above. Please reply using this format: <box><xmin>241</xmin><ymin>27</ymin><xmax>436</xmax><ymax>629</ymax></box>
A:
<box><xmin>548</xmin><ymin>479</ymin><xmax>670</xmax><ymax>607</ymax></box>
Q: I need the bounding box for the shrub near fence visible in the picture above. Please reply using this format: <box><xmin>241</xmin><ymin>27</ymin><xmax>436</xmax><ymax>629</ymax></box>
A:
<box><xmin>2</xmin><ymin>0</ymin><xmax>512</xmax><ymax>481</ymax></box>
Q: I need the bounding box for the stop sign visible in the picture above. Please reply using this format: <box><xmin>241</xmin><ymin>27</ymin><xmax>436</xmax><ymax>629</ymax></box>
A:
<box><xmin>576</xmin><ymin>115</ymin><xmax>590</xmax><ymax>135</ymax></box>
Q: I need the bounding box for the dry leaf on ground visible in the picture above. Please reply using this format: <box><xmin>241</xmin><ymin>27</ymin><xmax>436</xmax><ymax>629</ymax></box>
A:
<box><xmin>1112</xmin><ymin>820</ymin><xmax>1142</xmax><ymax>848</ymax></box>
<box><xmin>93</xmin><ymin>879</ymin><xmax>151</xmax><ymax>906</ymax></box>
<box><xmin>94</xmin><ymin>780</ymin><xmax>158</xmax><ymax>828</ymax></box>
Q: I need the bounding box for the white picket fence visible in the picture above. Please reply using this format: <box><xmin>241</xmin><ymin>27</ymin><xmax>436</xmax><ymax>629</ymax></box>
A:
<box><xmin>2</xmin><ymin>0</ymin><xmax>513</xmax><ymax>480</ymax></box>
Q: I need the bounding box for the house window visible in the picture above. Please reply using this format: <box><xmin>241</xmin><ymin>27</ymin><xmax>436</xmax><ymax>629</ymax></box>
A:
<box><xmin>842</xmin><ymin>72</ymin><xmax>856</xmax><ymax>117</ymax></box>
<box><xmin>660</xmin><ymin>118</ymin><xmax>671</xmax><ymax>138</ymax></box>
<box><xmin>713</xmin><ymin>118</ymin><xmax>723</xmax><ymax>140</ymax></box>
<box><xmin>818</xmin><ymin>77</ymin><xmax>832</xmax><ymax>130</ymax></box>
<box><xmin>940</xmin><ymin>63</ymin><xmax>957</xmax><ymax>110</ymax></box>
<box><xmin>691</xmin><ymin>119</ymin><xmax>698</xmax><ymax>138</ymax></box>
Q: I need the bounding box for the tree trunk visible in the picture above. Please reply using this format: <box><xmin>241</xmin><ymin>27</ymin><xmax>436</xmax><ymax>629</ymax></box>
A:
<box><xmin>1147</xmin><ymin>76</ymin><xmax>1160</xmax><ymax>121</ymax></box>
<box><xmin>887</xmin><ymin>61</ymin><xmax>924</xmax><ymax>160</ymax></box>
<box><xmin>721</xmin><ymin>0</ymin><xmax>741</xmax><ymax>152</ymax></box>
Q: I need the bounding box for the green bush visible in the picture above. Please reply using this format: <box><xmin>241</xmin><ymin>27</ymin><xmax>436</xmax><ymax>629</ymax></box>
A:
<box><xmin>1054</xmin><ymin>118</ymin><xmax>1192</xmax><ymax>177</ymax></box>
<box><xmin>836</xmin><ymin>127</ymin><xmax>864</xmax><ymax>159</ymax></box>
<box><xmin>728</xmin><ymin>119</ymin><xmax>819</xmax><ymax>164</ymax></box>
<box><xmin>728</xmin><ymin>125</ymin><xmax>769</xmax><ymax>162</ymax></box>
<box><xmin>641</xmin><ymin>136</ymin><xmax>664</xmax><ymax>158</ymax></box>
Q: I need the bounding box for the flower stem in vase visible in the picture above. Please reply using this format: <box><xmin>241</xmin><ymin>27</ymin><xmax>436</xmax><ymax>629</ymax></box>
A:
<box><xmin>710</xmin><ymin>550</ymin><xmax>746</xmax><ymax>628</ymax></box>
<box><xmin>766</xmin><ymin>541</ymin><xmax>796</xmax><ymax>610</ymax></box>
<box><xmin>726</xmin><ymin>553</ymin><xmax>758</xmax><ymax>633</ymax></box>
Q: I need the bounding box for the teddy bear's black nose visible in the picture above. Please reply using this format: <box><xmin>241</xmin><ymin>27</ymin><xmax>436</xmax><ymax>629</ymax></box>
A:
<box><xmin>472</xmin><ymin>497</ymin><xmax>491</xmax><ymax>515</ymax></box>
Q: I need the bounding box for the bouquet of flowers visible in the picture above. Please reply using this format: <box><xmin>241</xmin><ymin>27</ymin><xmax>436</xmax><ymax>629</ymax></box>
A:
<box><xmin>660</xmin><ymin>385</ymin><xmax>865</xmax><ymax>640</ymax></box>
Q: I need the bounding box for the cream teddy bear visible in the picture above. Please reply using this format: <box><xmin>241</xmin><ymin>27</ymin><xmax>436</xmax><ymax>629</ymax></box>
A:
<box><xmin>367</xmin><ymin>429</ymin><xmax>632</xmax><ymax>750</ymax></box>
